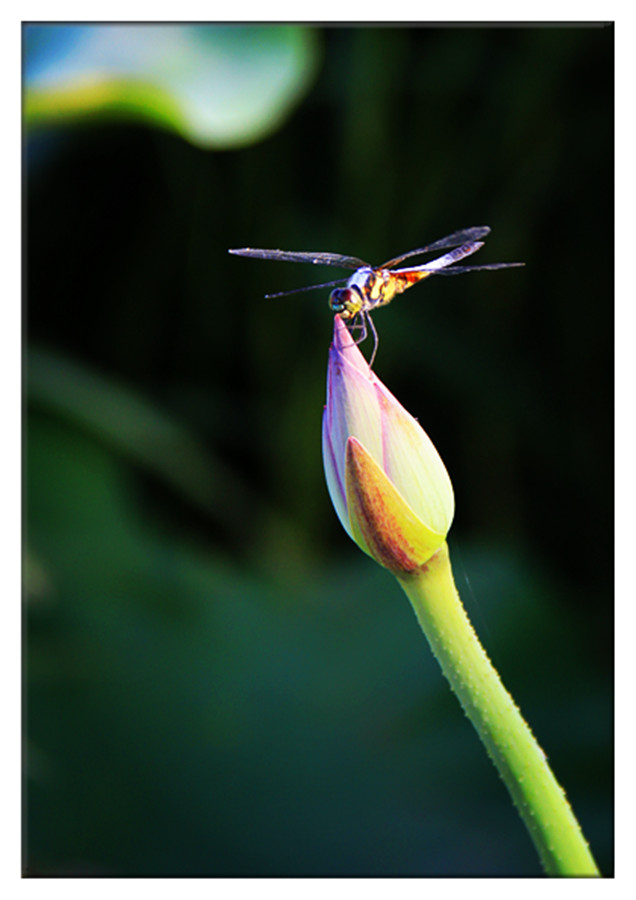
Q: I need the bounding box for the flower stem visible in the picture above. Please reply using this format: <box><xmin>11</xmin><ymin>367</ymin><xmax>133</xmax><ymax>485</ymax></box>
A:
<box><xmin>397</xmin><ymin>542</ymin><xmax>599</xmax><ymax>876</ymax></box>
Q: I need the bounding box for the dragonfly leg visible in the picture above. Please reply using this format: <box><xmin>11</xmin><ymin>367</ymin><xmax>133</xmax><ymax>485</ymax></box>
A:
<box><xmin>345</xmin><ymin>312</ymin><xmax>379</xmax><ymax>367</ymax></box>
<box><xmin>366</xmin><ymin>312</ymin><xmax>379</xmax><ymax>368</ymax></box>
<box><xmin>348</xmin><ymin>313</ymin><xmax>368</xmax><ymax>345</ymax></box>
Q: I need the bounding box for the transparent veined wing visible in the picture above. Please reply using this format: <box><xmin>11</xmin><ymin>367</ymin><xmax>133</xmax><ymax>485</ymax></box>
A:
<box><xmin>264</xmin><ymin>277</ymin><xmax>350</xmax><ymax>299</ymax></box>
<box><xmin>421</xmin><ymin>262</ymin><xmax>525</xmax><ymax>275</ymax></box>
<box><xmin>228</xmin><ymin>248</ymin><xmax>370</xmax><ymax>269</ymax></box>
<box><xmin>390</xmin><ymin>240</ymin><xmax>524</xmax><ymax>276</ymax></box>
<box><xmin>389</xmin><ymin>241</ymin><xmax>486</xmax><ymax>275</ymax></box>
<box><xmin>380</xmin><ymin>226</ymin><xmax>491</xmax><ymax>269</ymax></box>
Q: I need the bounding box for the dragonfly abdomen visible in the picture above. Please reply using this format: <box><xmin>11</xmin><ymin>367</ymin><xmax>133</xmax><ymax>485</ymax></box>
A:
<box><xmin>364</xmin><ymin>268</ymin><xmax>433</xmax><ymax>310</ymax></box>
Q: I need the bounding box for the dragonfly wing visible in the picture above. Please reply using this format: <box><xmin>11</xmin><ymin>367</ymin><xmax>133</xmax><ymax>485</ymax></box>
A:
<box><xmin>229</xmin><ymin>248</ymin><xmax>369</xmax><ymax>269</ymax></box>
<box><xmin>264</xmin><ymin>277</ymin><xmax>349</xmax><ymax>299</ymax></box>
<box><xmin>391</xmin><ymin>241</ymin><xmax>485</xmax><ymax>275</ymax></box>
<box><xmin>379</xmin><ymin>226</ymin><xmax>491</xmax><ymax>268</ymax></box>
<box><xmin>426</xmin><ymin>262</ymin><xmax>525</xmax><ymax>275</ymax></box>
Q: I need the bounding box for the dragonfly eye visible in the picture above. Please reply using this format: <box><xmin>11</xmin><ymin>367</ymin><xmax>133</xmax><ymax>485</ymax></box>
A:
<box><xmin>329</xmin><ymin>287</ymin><xmax>362</xmax><ymax>319</ymax></box>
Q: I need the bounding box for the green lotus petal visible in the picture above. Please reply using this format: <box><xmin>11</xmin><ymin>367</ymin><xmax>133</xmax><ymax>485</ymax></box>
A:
<box><xmin>345</xmin><ymin>437</ymin><xmax>447</xmax><ymax>574</ymax></box>
<box><xmin>24</xmin><ymin>24</ymin><xmax>320</xmax><ymax>148</ymax></box>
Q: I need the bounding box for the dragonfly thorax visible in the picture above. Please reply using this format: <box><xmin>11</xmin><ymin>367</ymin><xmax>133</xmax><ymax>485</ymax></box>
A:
<box><xmin>328</xmin><ymin>285</ymin><xmax>364</xmax><ymax>320</ymax></box>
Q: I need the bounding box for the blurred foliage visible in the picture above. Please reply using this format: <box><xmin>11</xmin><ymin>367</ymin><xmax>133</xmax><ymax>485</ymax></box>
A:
<box><xmin>24</xmin><ymin>24</ymin><xmax>613</xmax><ymax>876</ymax></box>
<box><xmin>24</xmin><ymin>24</ymin><xmax>320</xmax><ymax>148</ymax></box>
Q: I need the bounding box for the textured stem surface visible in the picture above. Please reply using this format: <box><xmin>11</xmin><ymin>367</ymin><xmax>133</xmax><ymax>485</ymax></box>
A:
<box><xmin>398</xmin><ymin>543</ymin><xmax>599</xmax><ymax>876</ymax></box>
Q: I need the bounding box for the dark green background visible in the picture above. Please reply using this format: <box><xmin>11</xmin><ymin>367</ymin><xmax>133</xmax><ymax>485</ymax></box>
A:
<box><xmin>25</xmin><ymin>25</ymin><xmax>613</xmax><ymax>876</ymax></box>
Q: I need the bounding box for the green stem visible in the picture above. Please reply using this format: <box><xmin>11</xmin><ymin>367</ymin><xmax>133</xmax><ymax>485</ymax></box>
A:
<box><xmin>397</xmin><ymin>542</ymin><xmax>599</xmax><ymax>877</ymax></box>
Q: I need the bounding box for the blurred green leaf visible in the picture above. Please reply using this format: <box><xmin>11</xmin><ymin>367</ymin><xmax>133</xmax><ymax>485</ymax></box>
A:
<box><xmin>27</xmin><ymin>346</ymin><xmax>247</xmax><ymax>525</ymax></box>
<box><xmin>24</xmin><ymin>24</ymin><xmax>321</xmax><ymax>148</ymax></box>
<box><xmin>26</xmin><ymin>347</ymin><xmax>318</xmax><ymax>578</ymax></box>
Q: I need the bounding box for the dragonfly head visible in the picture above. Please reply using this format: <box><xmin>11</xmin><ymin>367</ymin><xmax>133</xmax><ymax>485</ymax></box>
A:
<box><xmin>329</xmin><ymin>286</ymin><xmax>363</xmax><ymax>320</ymax></box>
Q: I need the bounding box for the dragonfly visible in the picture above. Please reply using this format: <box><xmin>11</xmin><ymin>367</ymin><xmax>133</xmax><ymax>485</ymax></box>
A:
<box><xmin>229</xmin><ymin>226</ymin><xmax>524</xmax><ymax>365</ymax></box>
